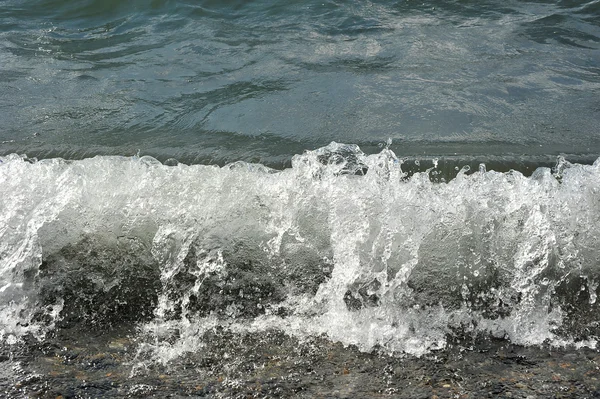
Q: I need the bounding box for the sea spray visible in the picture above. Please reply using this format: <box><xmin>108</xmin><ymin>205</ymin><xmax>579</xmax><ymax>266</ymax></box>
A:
<box><xmin>1</xmin><ymin>144</ymin><xmax>599</xmax><ymax>360</ymax></box>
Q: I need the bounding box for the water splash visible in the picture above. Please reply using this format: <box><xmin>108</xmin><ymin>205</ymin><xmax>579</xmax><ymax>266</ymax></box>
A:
<box><xmin>1</xmin><ymin>144</ymin><xmax>599</xmax><ymax>358</ymax></box>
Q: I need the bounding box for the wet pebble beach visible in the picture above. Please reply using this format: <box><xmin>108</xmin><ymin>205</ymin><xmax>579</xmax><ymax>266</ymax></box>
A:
<box><xmin>2</xmin><ymin>327</ymin><xmax>598</xmax><ymax>399</ymax></box>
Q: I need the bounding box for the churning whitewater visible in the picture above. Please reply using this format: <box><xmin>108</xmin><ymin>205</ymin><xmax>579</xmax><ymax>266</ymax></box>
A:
<box><xmin>1</xmin><ymin>143</ymin><xmax>599</xmax><ymax>359</ymax></box>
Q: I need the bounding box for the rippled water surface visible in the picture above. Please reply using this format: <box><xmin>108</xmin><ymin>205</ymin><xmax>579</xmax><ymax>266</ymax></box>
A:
<box><xmin>1</xmin><ymin>0</ymin><xmax>600</xmax><ymax>165</ymax></box>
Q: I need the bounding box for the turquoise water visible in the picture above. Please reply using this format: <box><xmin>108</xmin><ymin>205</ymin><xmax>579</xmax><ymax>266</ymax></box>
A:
<box><xmin>1</xmin><ymin>0</ymin><xmax>600</xmax><ymax>166</ymax></box>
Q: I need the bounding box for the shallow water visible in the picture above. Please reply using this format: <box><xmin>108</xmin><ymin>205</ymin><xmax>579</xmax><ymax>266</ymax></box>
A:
<box><xmin>3</xmin><ymin>326</ymin><xmax>600</xmax><ymax>398</ymax></box>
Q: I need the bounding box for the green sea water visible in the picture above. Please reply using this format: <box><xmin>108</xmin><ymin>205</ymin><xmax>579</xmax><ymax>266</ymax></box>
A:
<box><xmin>1</xmin><ymin>0</ymin><xmax>599</xmax><ymax>166</ymax></box>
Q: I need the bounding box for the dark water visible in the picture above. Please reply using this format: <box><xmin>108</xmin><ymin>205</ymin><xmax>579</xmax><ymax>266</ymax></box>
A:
<box><xmin>1</xmin><ymin>1</ymin><xmax>600</xmax><ymax>397</ymax></box>
<box><xmin>1</xmin><ymin>0</ymin><xmax>600</xmax><ymax>165</ymax></box>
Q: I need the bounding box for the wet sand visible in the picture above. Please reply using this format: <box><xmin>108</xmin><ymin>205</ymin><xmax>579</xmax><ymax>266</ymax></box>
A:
<box><xmin>1</xmin><ymin>326</ymin><xmax>599</xmax><ymax>398</ymax></box>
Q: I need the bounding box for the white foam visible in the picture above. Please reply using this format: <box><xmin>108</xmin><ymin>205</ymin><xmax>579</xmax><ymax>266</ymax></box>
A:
<box><xmin>1</xmin><ymin>144</ymin><xmax>599</xmax><ymax>357</ymax></box>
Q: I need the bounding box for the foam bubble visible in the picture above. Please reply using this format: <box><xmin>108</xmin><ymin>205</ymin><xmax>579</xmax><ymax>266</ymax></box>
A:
<box><xmin>1</xmin><ymin>144</ymin><xmax>599</xmax><ymax>357</ymax></box>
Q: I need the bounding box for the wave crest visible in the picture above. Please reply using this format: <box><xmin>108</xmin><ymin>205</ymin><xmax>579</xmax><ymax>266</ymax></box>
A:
<box><xmin>1</xmin><ymin>145</ymin><xmax>599</xmax><ymax>356</ymax></box>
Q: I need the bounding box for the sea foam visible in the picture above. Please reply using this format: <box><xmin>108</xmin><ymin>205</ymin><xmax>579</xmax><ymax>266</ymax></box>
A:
<box><xmin>1</xmin><ymin>144</ymin><xmax>599</xmax><ymax>357</ymax></box>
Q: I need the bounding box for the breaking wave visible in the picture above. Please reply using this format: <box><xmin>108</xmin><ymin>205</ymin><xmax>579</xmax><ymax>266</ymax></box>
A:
<box><xmin>1</xmin><ymin>143</ymin><xmax>599</xmax><ymax>358</ymax></box>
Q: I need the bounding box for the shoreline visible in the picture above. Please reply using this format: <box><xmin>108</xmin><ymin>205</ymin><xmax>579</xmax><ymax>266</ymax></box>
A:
<box><xmin>2</xmin><ymin>326</ymin><xmax>598</xmax><ymax>398</ymax></box>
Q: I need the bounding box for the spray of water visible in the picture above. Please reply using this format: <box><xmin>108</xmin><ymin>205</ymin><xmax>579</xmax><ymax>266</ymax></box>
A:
<box><xmin>1</xmin><ymin>144</ymin><xmax>598</xmax><ymax>360</ymax></box>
